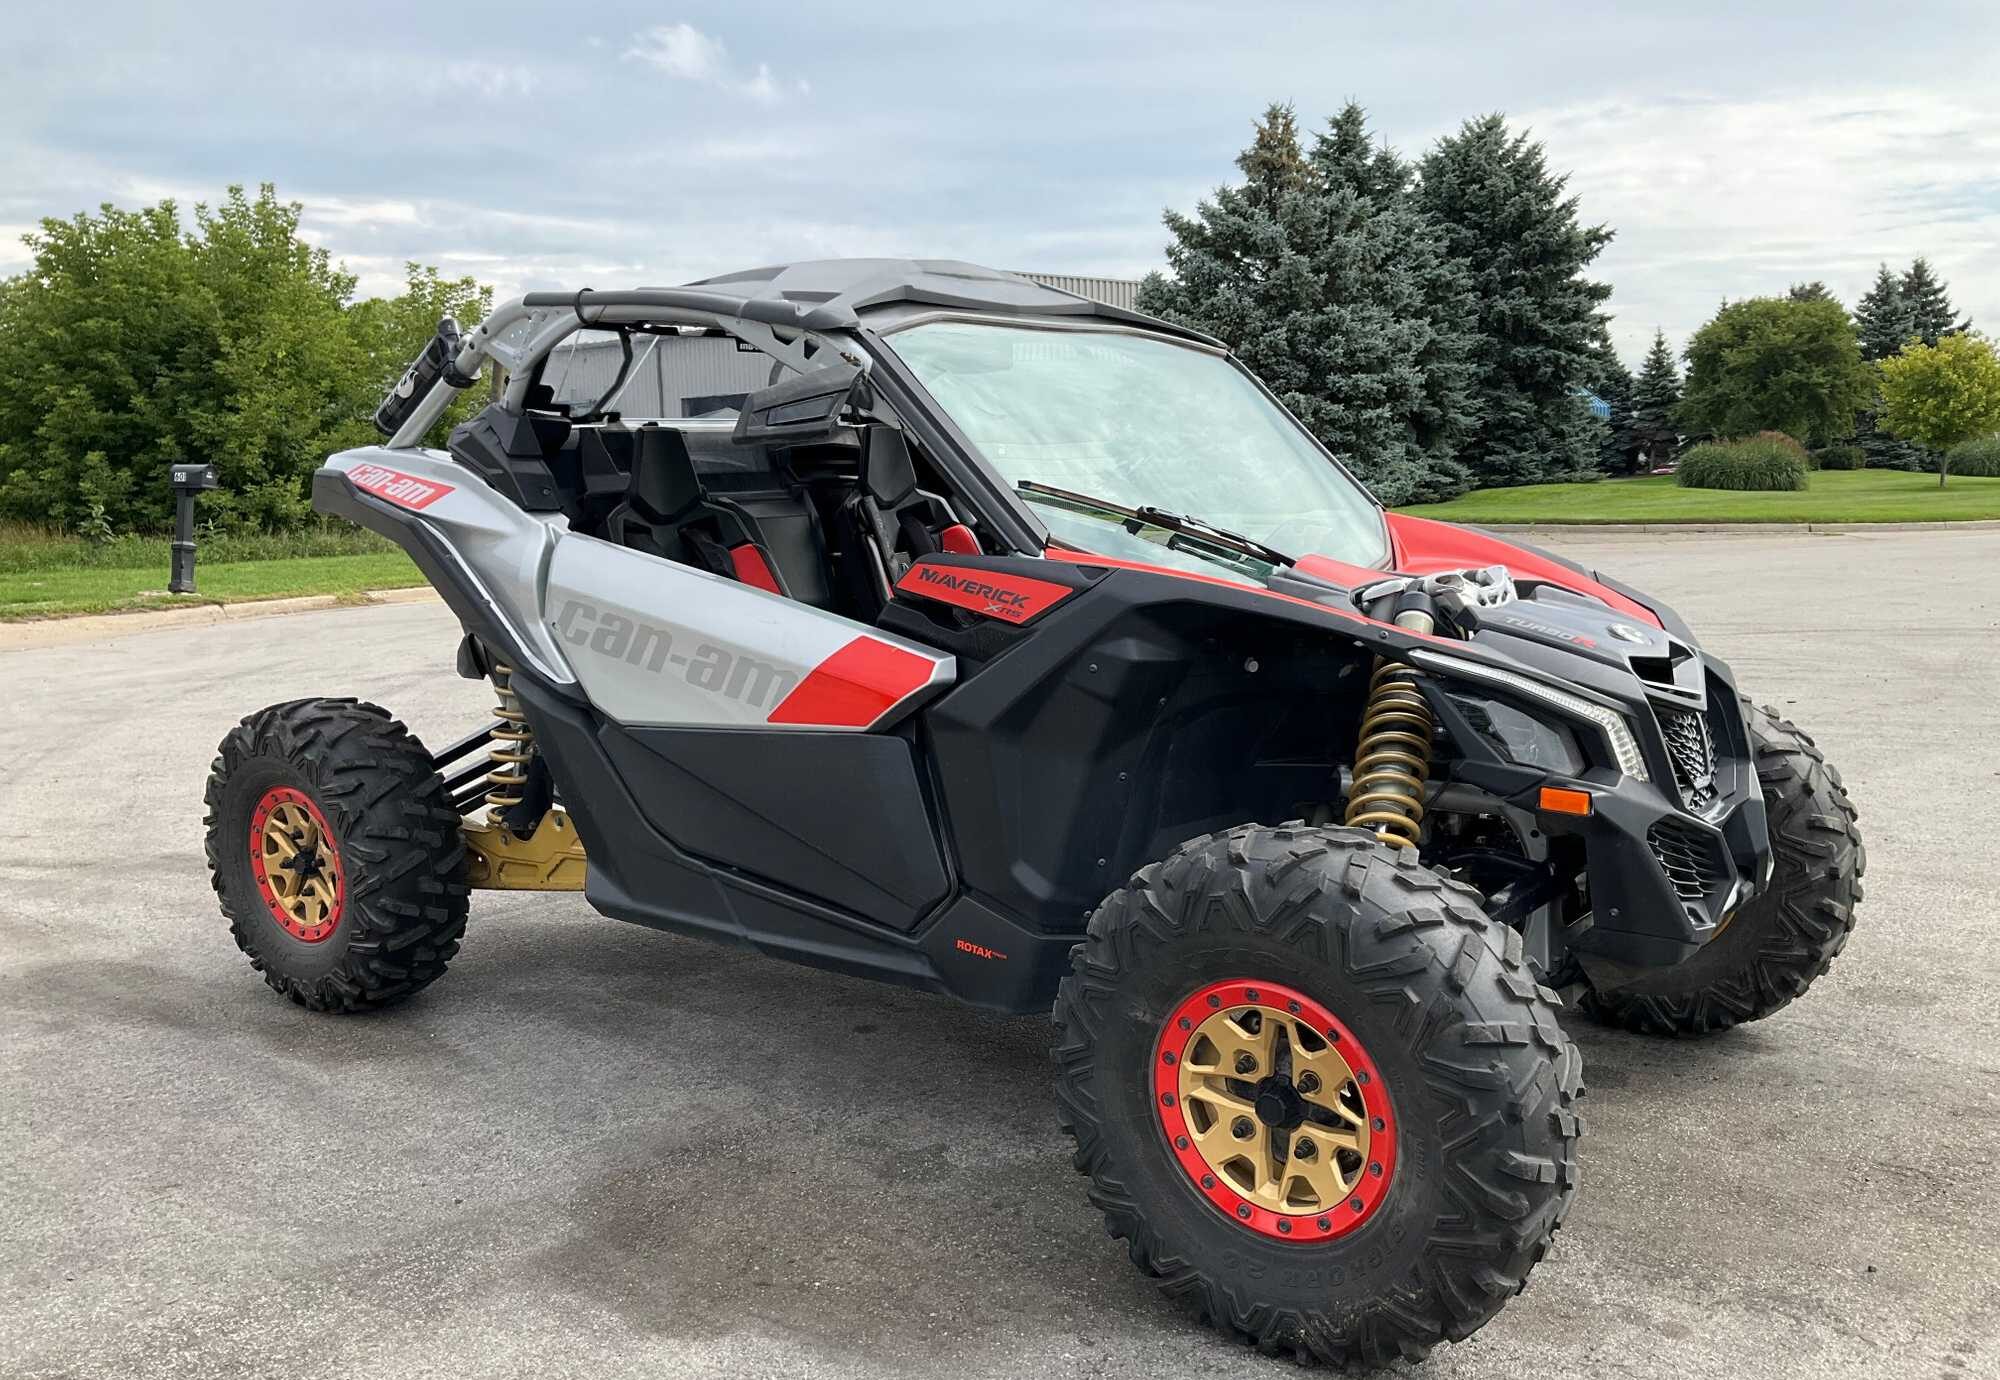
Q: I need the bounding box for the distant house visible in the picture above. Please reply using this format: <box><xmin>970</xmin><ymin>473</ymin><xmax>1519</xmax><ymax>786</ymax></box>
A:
<box><xmin>1015</xmin><ymin>273</ymin><xmax>1143</xmax><ymax>311</ymax></box>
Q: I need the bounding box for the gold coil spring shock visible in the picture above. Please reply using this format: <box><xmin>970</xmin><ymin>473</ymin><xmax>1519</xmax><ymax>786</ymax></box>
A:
<box><xmin>1343</xmin><ymin>660</ymin><xmax>1436</xmax><ymax>850</ymax></box>
<box><xmin>487</xmin><ymin>662</ymin><xmax>534</xmax><ymax>813</ymax></box>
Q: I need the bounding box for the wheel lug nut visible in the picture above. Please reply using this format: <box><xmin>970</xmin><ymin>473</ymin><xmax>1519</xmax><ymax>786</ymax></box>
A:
<box><xmin>1297</xmin><ymin>1072</ymin><xmax>1320</xmax><ymax>1094</ymax></box>
<box><xmin>1234</xmin><ymin>1054</ymin><xmax>1257</xmax><ymax>1075</ymax></box>
<box><xmin>1294</xmin><ymin>1138</ymin><xmax>1315</xmax><ymax>1159</ymax></box>
<box><xmin>1231</xmin><ymin>1118</ymin><xmax>1254</xmax><ymax>1140</ymax></box>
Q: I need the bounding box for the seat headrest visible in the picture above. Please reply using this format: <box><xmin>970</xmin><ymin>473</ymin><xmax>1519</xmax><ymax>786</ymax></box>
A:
<box><xmin>864</xmin><ymin>427</ymin><xmax>919</xmax><ymax>508</ymax></box>
<box><xmin>631</xmin><ymin>428</ymin><xmax>701</xmax><ymax>519</ymax></box>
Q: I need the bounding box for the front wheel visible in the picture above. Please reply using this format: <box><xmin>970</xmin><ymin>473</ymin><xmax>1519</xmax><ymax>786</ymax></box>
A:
<box><xmin>1052</xmin><ymin>824</ymin><xmax>1582</xmax><ymax>1367</ymax></box>
<box><xmin>1580</xmin><ymin>702</ymin><xmax>1864</xmax><ymax>1037</ymax></box>
<box><xmin>204</xmin><ymin>698</ymin><xmax>469</xmax><ymax>1012</ymax></box>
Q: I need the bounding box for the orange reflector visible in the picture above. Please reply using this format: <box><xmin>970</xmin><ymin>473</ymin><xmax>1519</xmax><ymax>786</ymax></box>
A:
<box><xmin>1538</xmin><ymin>786</ymin><xmax>1593</xmax><ymax>816</ymax></box>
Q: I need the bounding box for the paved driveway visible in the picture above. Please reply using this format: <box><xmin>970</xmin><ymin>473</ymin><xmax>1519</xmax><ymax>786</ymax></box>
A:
<box><xmin>2</xmin><ymin>527</ymin><xmax>1995</xmax><ymax>1379</ymax></box>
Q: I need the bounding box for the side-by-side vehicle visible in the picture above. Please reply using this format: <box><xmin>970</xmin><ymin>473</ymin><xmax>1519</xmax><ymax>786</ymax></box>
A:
<box><xmin>205</xmin><ymin>260</ymin><xmax>1862</xmax><ymax>1366</ymax></box>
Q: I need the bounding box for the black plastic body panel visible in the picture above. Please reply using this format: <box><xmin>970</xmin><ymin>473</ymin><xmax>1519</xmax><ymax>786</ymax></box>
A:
<box><xmin>448</xmin><ymin>405</ymin><xmax>567</xmax><ymax>512</ymax></box>
<box><xmin>607</xmin><ymin>724</ymin><xmax>950</xmax><ymax>930</ymax></box>
<box><xmin>922</xmin><ymin>567</ymin><xmax>1373</xmax><ymax>934</ymax></box>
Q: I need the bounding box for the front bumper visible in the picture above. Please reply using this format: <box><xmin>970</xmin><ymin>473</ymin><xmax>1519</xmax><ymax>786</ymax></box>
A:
<box><xmin>1429</xmin><ymin>656</ymin><xmax>1773</xmax><ymax>968</ymax></box>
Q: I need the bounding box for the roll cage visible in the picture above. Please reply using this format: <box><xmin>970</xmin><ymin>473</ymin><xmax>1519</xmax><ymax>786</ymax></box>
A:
<box><xmin>377</xmin><ymin>268</ymin><xmax>1388</xmax><ymax>565</ymax></box>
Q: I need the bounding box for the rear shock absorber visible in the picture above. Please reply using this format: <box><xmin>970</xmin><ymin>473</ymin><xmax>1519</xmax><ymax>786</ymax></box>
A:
<box><xmin>486</xmin><ymin>662</ymin><xmax>533</xmax><ymax>813</ymax></box>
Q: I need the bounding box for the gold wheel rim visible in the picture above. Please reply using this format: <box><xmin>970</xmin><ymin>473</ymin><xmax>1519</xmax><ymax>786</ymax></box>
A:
<box><xmin>249</xmin><ymin>787</ymin><xmax>345</xmax><ymax>942</ymax></box>
<box><xmin>1176</xmin><ymin>1001</ymin><xmax>1372</xmax><ymax>1216</ymax></box>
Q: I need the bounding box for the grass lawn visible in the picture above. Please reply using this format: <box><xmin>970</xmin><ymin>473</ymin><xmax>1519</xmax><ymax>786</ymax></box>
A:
<box><xmin>0</xmin><ymin>551</ymin><xmax>423</xmax><ymax>620</ymax></box>
<box><xmin>1397</xmin><ymin>469</ymin><xmax>2000</xmax><ymax>525</ymax></box>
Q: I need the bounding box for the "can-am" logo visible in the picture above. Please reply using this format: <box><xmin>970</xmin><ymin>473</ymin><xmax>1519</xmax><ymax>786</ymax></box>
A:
<box><xmin>349</xmin><ymin>463</ymin><xmax>454</xmax><ymax>511</ymax></box>
<box><xmin>554</xmin><ymin>600</ymin><xmax>799</xmax><ymax>711</ymax></box>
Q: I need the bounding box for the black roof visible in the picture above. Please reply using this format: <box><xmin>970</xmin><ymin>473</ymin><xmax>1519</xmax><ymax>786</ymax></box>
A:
<box><xmin>686</xmin><ymin>258</ymin><xmax>1218</xmax><ymax>345</ymax></box>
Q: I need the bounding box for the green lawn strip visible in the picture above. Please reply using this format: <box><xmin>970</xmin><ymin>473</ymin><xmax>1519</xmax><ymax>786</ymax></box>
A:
<box><xmin>1396</xmin><ymin>470</ymin><xmax>2000</xmax><ymax>524</ymax></box>
<box><xmin>0</xmin><ymin>551</ymin><xmax>424</xmax><ymax>620</ymax></box>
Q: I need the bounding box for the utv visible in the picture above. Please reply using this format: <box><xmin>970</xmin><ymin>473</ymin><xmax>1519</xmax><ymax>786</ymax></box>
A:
<box><xmin>205</xmin><ymin>260</ymin><xmax>1861</xmax><ymax>1366</ymax></box>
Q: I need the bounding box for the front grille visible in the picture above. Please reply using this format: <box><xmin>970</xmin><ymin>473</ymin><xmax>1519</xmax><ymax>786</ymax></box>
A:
<box><xmin>1655</xmin><ymin>704</ymin><xmax>1718</xmax><ymax>813</ymax></box>
<box><xmin>1648</xmin><ymin>818</ymin><xmax>1726</xmax><ymax>902</ymax></box>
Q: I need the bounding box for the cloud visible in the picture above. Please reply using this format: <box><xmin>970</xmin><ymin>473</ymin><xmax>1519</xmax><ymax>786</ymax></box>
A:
<box><xmin>622</xmin><ymin>23</ymin><xmax>804</xmax><ymax>104</ymax></box>
<box><xmin>1508</xmin><ymin>91</ymin><xmax>2000</xmax><ymax>362</ymax></box>
<box><xmin>438</xmin><ymin>60</ymin><xmax>539</xmax><ymax>98</ymax></box>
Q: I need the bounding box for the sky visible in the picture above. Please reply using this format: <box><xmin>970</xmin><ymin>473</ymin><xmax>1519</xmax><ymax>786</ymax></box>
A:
<box><xmin>2</xmin><ymin>2</ymin><xmax>1995</xmax><ymax>366</ymax></box>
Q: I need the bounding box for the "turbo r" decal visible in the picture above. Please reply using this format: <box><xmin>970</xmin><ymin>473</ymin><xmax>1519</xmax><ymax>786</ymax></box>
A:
<box><xmin>349</xmin><ymin>463</ymin><xmax>455</xmax><ymax>511</ymax></box>
<box><xmin>895</xmin><ymin>561</ymin><xmax>1075</xmax><ymax>624</ymax></box>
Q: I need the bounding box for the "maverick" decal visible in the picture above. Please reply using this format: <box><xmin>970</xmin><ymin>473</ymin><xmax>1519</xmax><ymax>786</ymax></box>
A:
<box><xmin>895</xmin><ymin>561</ymin><xmax>1075</xmax><ymax>624</ymax></box>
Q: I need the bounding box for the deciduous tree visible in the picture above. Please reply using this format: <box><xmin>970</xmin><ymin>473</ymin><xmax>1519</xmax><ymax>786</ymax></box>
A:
<box><xmin>0</xmin><ymin>185</ymin><xmax>490</xmax><ymax>531</ymax></box>
<box><xmin>1678</xmin><ymin>297</ymin><xmax>1871</xmax><ymax>447</ymax></box>
<box><xmin>1877</xmin><ymin>332</ymin><xmax>2000</xmax><ymax>486</ymax></box>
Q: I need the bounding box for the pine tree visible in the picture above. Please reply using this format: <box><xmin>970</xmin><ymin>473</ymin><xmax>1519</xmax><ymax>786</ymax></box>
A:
<box><xmin>1852</xmin><ymin>265</ymin><xmax>1921</xmax><ymax>469</ymax></box>
<box><xmin>1139</xmin><ymin>102</ymin><xmax>1481</xmax><ymax>506</ymax></box>
<box><xmin>1853</xmin><ymin>265</ymin><xmax>1911</xmax><ymax>362</ymax></box>
<box><xmin>1788</xmin><ymin>281</ymin><xmax>1838</xmax><ymax>305</ymax></box>
<box><xmin>1415</xmin><ymin>115</ymin><xmax>1613</xmax><ymax>488</ymax></box>
<box><xmin>1630</xmin><ymin>330</ymin><xmax>1682</xmax><ymax>466</ymax></box>
<box><xmin>1898</xmin><ymin>257</ymin><xmax>1968</xmax><ymax>346</ymax></box>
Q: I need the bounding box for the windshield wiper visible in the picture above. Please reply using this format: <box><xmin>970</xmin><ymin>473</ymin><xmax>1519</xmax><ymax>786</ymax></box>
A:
<box><xmin>1016</xmin><ymin>481</ymin><xmax>1294</xmax><ymax>568</ymax></box>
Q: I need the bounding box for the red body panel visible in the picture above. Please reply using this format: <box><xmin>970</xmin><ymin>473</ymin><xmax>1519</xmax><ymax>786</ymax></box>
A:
<box><xmin>766</xmin><ymin>636</ymin><xmax>939</xmax><ymax>728</ymax></box>
<box><xmin>1384</xmin><ymin>513</ymin><xmax>1661</xmax><ymax>628</ymax></box>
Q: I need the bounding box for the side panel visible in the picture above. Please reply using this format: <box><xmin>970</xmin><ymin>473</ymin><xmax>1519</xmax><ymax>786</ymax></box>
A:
<box><xmin>605</xmin><ymin>725</ymin><xmax>950</xmax><ymax>929</ymax></box>
<box><xmin>543</xmin><ymin>534</ymin><xmax>954</xmax><ymax>730</ymax></box>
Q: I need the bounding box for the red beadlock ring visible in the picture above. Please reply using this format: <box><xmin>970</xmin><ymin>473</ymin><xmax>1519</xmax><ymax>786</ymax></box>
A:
<box><xmin>248</xmin><ymin>786</ymin><xmax>347</xmax><ymax>943</ymax></box>
<box><xmin>1154</xmin><ymin>978</ymin><xmax>1397</xmax><ymax>1242</ymax></box>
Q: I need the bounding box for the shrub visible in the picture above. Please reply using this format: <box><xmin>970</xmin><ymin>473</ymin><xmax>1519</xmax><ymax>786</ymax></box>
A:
<box><xmin>1943</xmin><ymin>436</ymin><xmax>2000</xmax><ymax>478</ymax></box>
<box><xmin>1815</xmin><ymin>444</ymin><xmax>1865</xmax><ymax>471</ymax></box>
<box><xmin>1677</xmin><ymin>436</ymin><xmax>1810</xmax><ymax>491</ymax></box>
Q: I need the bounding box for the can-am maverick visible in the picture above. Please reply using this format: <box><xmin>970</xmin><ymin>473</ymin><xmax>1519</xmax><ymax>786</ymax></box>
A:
<box><xmin>205</xmin><ymin>260</ymin><xmax>1862</xmax><ymax>1367</ymax></box>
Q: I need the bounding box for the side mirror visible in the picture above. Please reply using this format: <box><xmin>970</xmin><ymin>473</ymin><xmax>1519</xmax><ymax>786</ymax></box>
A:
<box><xmin>732</xmin><ymin>362</ymin><xmax>870</xmax><ymax>445</ymax></box>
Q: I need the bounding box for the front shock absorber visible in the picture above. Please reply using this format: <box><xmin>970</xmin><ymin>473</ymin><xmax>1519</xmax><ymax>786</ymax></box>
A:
<box><xmin>1344</xmin><ymin>659</ymin><xmax>1436</xmax><ymax>849</ymax></box>
<box><xmin>486</xmin><ymin>662</ymin><xmax>534</xmax><ymax>813</ymax></box>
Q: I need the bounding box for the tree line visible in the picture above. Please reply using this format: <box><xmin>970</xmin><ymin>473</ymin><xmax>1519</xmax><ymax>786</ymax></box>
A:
<box><xmin>1138</xmin><ymin>104</ymin><xmax>1613</xmax><ymax>507</ymax></box>
<box><xmin>2</xmin><ymin>142</ymin><xmax>1992</xmax><ymax>536</ymax></box>
<box><xmin>1591</xmin><ymin>259</ymin><xmax>1987</xmax><ymax>478</ymax></box>
<box><xmin>0</xmin><ymin>185</ymin><xmax>488</xmax><ymax>534</ymax></box>
<box><xmin>1141</xmin><ymin>102</ymin><xmax>1998</xmax><ymax>501</ymax></box>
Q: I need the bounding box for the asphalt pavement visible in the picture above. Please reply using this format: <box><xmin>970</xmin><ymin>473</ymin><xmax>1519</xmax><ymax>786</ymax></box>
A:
<box><xmin>2</xmin><ymin>526</ymin><xmax>1995</xmax><ymax>1379</ymax></box>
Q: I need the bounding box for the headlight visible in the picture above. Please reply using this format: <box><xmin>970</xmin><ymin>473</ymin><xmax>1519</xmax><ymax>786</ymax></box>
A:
<box><xmin>1411</xmin><ymin>650</ymin><xmax>1650</xmax><ymax>782</ymax></box>
<box><xmin>1443</xmin><ymin>693</ymin><xmax>1586</xmax><ymax>775</ymax></box>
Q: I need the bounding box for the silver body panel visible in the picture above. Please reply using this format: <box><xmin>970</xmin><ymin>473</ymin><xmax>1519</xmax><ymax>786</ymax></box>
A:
<box><xmin>324</xmin><ymin>447</ymin><xmax>575</xmax><ymax>686</ymax></box>
<box><xmin>543</xmin><ymin>534</ymin><xmax>953</xmax><ymax>730</ymax></box>
<box><xmin>324</xmin><ymin>445</ymin><xmax>954</xmax><ymax>732</ymax></box>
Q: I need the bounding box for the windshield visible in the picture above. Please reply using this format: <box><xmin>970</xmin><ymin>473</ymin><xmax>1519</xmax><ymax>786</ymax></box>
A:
<box><xmin>886</xmin><ymin>320</ymin><xmax>1388</xmax><ymax>567</ymax></box>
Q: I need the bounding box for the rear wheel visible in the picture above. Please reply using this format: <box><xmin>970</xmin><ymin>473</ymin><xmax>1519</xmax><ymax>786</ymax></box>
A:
<box><xmin>204</xmin><ymin>698</ymin><xmax>469</xmax><ymax>1012</ymax></box>
<box><xmin>1052</xmin><ymin>824</ymin><xmax>1582</xmax><ymax>1367</ymax></box>
<box><xmin>1581</xmin><ymin>702</ymin><xmax>1863</xmax><ymax>1037</ymax></box>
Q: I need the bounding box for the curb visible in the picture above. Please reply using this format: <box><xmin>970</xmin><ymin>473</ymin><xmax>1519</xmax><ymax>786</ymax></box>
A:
<box><xmin>1477</xmin><ymin>520</ymin><xmax>2000</xmax><ymax>536</ymax></box>
<box><xmin>0</xmin><ymin>586</ymin><xmax>442</xmax><ymax>652</ymax></box>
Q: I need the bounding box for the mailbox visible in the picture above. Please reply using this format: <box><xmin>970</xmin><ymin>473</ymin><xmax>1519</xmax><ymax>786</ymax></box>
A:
<box><xmin>169</xmin><ymin>462</ymin><xmax>220</xmax><ymax>594</ymax></box>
